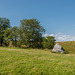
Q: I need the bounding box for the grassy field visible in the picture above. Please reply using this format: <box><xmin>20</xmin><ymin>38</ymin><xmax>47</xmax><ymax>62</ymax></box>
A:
<box><xmin>0</xmin><ymin>41</ymin><xmax>75</xmax><ymax>75</ymax></box>
<box><xmin>58</xmin><ymin>41</ymin><xmax>75</xmax><ymax>54</ymax></box>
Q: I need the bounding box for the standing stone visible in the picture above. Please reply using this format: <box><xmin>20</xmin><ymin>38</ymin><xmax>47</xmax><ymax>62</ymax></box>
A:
<box><xmin>52</xmin><ymin>43</ymin><xmax>64</xmax><ymax>53</ymax></box>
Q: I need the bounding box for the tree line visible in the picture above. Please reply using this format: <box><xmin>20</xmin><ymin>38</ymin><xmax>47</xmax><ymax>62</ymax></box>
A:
<box><xmin>0</xmin><ymin>18</ymin><xmax>55</xmax><ymax>49</ymax></box>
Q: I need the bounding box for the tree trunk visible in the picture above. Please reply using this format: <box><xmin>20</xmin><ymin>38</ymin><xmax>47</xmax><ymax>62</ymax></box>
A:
<box><xmin>15</xmin><ymin>37</ymin><xmax>17</xmax><ymax>47</ymax></box>
<box><xmin>1</xmin><ymin>38</ymin><xmax>3</xmax><ymax>46</ymax></box>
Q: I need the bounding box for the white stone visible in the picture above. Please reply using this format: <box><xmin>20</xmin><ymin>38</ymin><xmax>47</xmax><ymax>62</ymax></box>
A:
<box><xmin>52</xmin><ymin>43</ymin><xmax>64</xmax><ymax>53</ymax></box>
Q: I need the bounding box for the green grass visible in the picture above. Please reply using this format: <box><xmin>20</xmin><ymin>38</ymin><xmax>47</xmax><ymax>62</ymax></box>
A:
<box><xmin>0</xmin><ymin>41</ymin><xmax>75</xmax><ymax>75</ymax></box>
<box><xmin>58</xmin><ymin>41</ymin><xmax>75</xmax><ymax>54</ymax></box>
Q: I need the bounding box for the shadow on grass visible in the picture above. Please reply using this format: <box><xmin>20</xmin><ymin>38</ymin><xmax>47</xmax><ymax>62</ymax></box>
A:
<box><xmin>51</xmin><ymin>49</ymin><xmax>69</xmax><ymax>54</ymax></box>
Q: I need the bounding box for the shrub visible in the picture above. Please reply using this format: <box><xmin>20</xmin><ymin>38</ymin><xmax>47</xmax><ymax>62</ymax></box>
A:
<box><xmin>42</xmin><ymin>36</ymin><xmax>56</xmax><ymax>49</ymax></box>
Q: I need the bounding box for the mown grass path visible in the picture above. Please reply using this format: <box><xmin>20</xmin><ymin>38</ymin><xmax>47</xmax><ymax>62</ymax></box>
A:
<box><xmin>0</xmin><ymin>47</ymin><xmax>75</xmax><ymax>75</ymax></box>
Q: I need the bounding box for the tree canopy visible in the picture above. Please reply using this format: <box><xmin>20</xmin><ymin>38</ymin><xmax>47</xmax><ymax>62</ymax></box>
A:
<box><xmin>19</xmin><ymin>19</ymin><xmax>45</xmax><ymax>48</ymax></box>
<box><xmin>0</xmin><ymin>18</ymin><xmax>56</xmax><ymax>49</ymax></box>
<box><xmin>4</xmin><ymin>26</ymin><xmax>18</xmax><ymax>46</ymax></box>
<box><xmin>42</xmin><ymin>36</ymin><xmax>56</xmax><ymax>49</ymax></box>
<box><xmin>0</xmin><ymin>18</ymin><xmax>10</xmax><ymax>46</ymax></box>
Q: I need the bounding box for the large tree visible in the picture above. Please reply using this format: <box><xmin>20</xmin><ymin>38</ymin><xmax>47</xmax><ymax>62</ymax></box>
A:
<box><xmin>0</xmin><ymin>18</ymin><xmax>10</xmax><ymax>46</ymax></box>
<box><xmin>19</xmin><ymin>18</ymin><xmax>45</xmax><ymax>48</ymax></box>
<box><xmin>4</xmin><ymin>26</ymin><xmax>18</xmax><ymax>47</ymax></box>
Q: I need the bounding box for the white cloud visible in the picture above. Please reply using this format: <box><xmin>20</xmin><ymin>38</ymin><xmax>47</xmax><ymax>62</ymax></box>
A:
<box><xmin>43</xmin><ymin>34</ymin><xmax>48</xmax><ymax>37</ymax></box>
<box><xmin>43</xmin><ymin>33</ymin><xmax>75</xmax><ymax>41</ymax></box>
<box><xmin>49</xmin><ymin>34</ymin><xmax>54</xmax><ymax>36</ymax></box>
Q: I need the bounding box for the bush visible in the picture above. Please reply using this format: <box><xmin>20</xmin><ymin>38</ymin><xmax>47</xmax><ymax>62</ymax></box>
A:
<box><xmin>42</xmin><ymin>36</ymin><xmax>56</xmax><ymax>49</ymax></box>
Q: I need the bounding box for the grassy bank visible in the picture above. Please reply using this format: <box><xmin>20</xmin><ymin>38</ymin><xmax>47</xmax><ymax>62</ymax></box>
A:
<box><xmin>0</xmin><ymin>46</ymin><xmax>75</xmax><ymax>75</ymax></box>
<box><xmin>58</xmin><ymin>41</ymin><xmax>75</xmax><ymax>54</ymax></box>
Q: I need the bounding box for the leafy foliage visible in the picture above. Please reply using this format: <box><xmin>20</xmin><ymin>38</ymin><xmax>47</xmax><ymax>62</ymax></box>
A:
<box><xmin>19</xmin><ymin>19</ymin><xmax>45</xmax><ymax>48</ymax></box>
<box><xmin>0</xmin><ymin>18</ymin><xmax>10</xmax><ymax>46</ymax></box>
<box><xmin>0</xmin><ymin>18</ymin><xmax>56</xmax><ymax>49</ymax></box>
<box><xmin>42</xmin><ymin>36</ymin><xmax>56</xmax><ymax>49</ymax></box>
<box><xmin>4</xmin><ymin>26</ymin><xmax>18</xmax><ymax>47</ymax></box>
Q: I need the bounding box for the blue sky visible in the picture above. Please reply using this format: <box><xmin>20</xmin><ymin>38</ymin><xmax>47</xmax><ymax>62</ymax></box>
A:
<box><xmin>0</xmin><ymin>0</ymin><xmax>75</xmax><ymax>41</ymax></box>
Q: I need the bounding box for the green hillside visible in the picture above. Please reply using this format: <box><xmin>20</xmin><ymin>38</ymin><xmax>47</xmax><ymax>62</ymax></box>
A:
<box><xmin>0</xmin><ymin>46</ymin><xmax>75</xmax><ymax>75</ymax></box>
<box><xmin>57</xmin><ymin>41</ymin><xmax>75</xmax><ymax>54</ymax></box>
